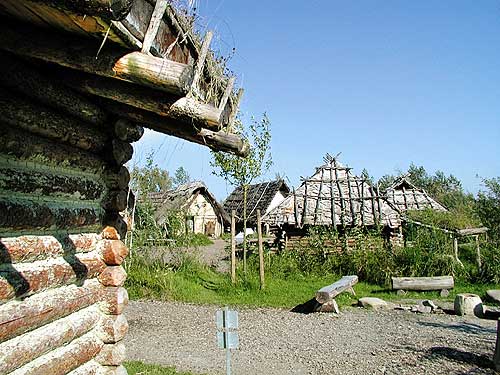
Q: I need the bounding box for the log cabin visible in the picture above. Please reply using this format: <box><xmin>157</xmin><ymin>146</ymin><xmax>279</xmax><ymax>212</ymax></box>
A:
<box><xmin>0</xmin><ymin>0</ymin><xmax>246</xmax><ymax>373</ymax></box>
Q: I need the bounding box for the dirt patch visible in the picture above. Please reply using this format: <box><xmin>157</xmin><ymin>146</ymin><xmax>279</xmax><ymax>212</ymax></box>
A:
<box><xmin>125</xmin><ymin>300</ymin><xmax>498</xmax><ymax>375</ymax></box>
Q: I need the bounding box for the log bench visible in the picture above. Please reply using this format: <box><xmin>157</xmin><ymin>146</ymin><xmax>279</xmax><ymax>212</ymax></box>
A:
<box><xmin>392</xmin><ymin>276</ymin><xmax>454</xmax><ymax>297</ymax></box>
<box><xmin>311</xmin><ymin>275</ymin><xmax>358</xmax><ymax>313</ymax></box>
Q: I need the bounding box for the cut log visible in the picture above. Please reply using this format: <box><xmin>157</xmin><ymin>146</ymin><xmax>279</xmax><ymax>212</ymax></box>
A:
<box><xmin>98</xmin><ymin>266</ymin><xmax>127</xmax><ymax>287</ymax></box>
<box><xmin>0</xmin><ymin>251</ymin><xmax>106</xmax><ymax>302</ymax></box>
<box><xmin>29</xmin><ymin>0</ymin><xmax>134</xmax><ymax>20</ymax></box>
<box><xmin>392</xmin><ymin>276</ymin><xmax>454</xmax><ymax>291</ymax></box>
<box><xmin>95</xmin><ymin>342</ymin><xmax>127</xmax><ymax>366</ymax></box>
<box><xmin>8</xmin><ymin>331</ymin><xmax>103</xmax><ymax>375</ymax></box>
<box><xmin>0</xmin><ymin>279</ymin><xmax>104</xmax><ymax>343</ymax></box>
<box><xmin>100</xmin><ymin>287</ymin><xmax>129</xmax><ymax>315</ymax></box>
<box><xmin>67</xmin><ymin>360</ymin><xmax>102</xmax><ymax>375</ymax></box>
<box><xmin>103</xmin><ymin>213</ymin><xmax>128</xmax><ymax>240</ymax></box>
<box><xmin>103</xmin><ymin>167</ymin><xmax>131</xmax><ymax>190</ymax></box>
<box><xmin>97</xmin><ymin>314</ymin><xmax>129</xmax><ymax>344</ymax></box>
<box><xmin>315</xmin><ymin>275</ymin><xmax>358</xmax><ymax>304</ymax></box>
<box><xmin>100</xmin><ymin>365</ymin><xmax>128</xmax><ymax>375</ymax></box>
<box><xmin>60</xmin><ymin>70</ymin><xmax>222</xmax><ymax>129</ymax></box>
<box><xmin>0</xmin><ymin>20</ymin><xmax>193</xmax><ymax>95</ymax></box>
<box><xmin>0</xmin><ymin>87</ymin><xmax>110</xmax><ymax>152</ymax></box>
<box><xmin>0</xmin><ymin>305</ymin><xmax>100</xmax><ymax>373</ymax></box>
<box><xmin>98</xmin><ymin>240</ymin><xmax>129</xmax><ymax>266</ymax></box>
<box><xmin>0</xmin><ymin>165</ymin><xmax>106</xmax><ymax>202</ymax></box>
<box><xmin>0</xmin><ymin>233</ymin><xmax>99</xmax><ymax>264</ymax></box>
<box><xmin>454</xmin><ymin>293</ymin><xmax>483</xmax><ymax>317</ymax></box>
<box><xmin>102</xmin><ymin>190</ymin><xmax>129</xmax><ymax>212</ymax></box>
<box><xmin>114</xmin><ymin>119</ymin><xmax>144</xmax><ymax>143</ymax></box>
<box><xmin>111</xmin><ymin>139</ymin><xmax>134</xmax><ymax>166</ymax></box>
<box><xmin>0</xmin><ymin>51</ymin><xmax>107</xmax><ymax>125</ymax></box>
<box><xmin>0</xmin><ymin>125</ymin><xmax>107</xmax><ymax>174</ymax></box>
<box><xmin>102</xmin><ymin>100</ymin><xmax>249</xmax><ymax>156</ymax></box>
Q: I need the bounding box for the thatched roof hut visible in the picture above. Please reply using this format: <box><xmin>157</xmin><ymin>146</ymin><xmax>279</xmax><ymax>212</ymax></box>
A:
<box><xmin>263</xmin><ymin>155</ymin><xmax>401</xmax><ymax>229</ymax></box>
<box><xmin>148</xmin><ymin>181</ymin><xmax>228</xmax><ymax>236</ymax></box>
<box><xmin>223</xmin><ymin>180</ymin><xmax>290</xmax><ymax>225</ymax></box>
<box><xmin>384</xmin><ymin>176</ymin><xmax>447</xmax><ymax>213</ymax></box>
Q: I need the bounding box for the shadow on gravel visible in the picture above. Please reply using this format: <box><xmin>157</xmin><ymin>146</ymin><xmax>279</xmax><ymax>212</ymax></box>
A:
<box><xmin>291</xmin><ymin>298</ymin><xmax>321</xmax><ymax>314</ymax></box>
<box><xmin>417</xmin><ymin>321</ymin><xmax>496</xmax><ymax>335</ymax></box>
<box><xmin>427</xmin><ymin>347</ymin><xmax>495</xmax><ymax>370</ymax></box>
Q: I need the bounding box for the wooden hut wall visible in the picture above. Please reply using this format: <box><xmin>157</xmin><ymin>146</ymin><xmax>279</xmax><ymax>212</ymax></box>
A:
<box><xmin>0</xmin><ymin>54</ymin><xmax>139</xmax><ymax>373</ymax></box>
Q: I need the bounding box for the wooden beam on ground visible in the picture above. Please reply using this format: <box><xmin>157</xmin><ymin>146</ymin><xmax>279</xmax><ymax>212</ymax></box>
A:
<box><xmin>102</xmin><ymin>100</ymin><xmax>249</xmax><ymax>156</ymax></box>
<box><xmin>141</xmin><ymin>0</ymin><xmax>169</xmax><ymax>54</ymax></box>
<box><xmin>59</xmin><ymin>69</ymin><xmax>222</xmax><ymax>129</ymax></box>
<box><xmin>0</xmin><ymin>51</ymin><xmax>107</xmax><ymax>126</ymax></box>
<box><xmin>391</xmin><ymin>276</ymin><xmax>454</xmax><ymax>291</ymax></box>
<box><xmin>29</xmin><ymin>0</ymin><xmax>134</xmax><ymax>20</ymax></box>
<box><xmin>315</xmin><ymin>275</ymin><xmax>358</xmax><ymax>304</ymax></box>
<box><xmin>0</xmin><ymin>20</ymin><xmax>193</xmax><ymax>96</ymax></box>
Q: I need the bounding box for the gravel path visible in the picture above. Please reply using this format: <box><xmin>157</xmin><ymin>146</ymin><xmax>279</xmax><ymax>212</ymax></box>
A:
<box><xmin>125</xmin><ymin>300</ymin><xmax>498</xmax><ymax>375</ymax></box>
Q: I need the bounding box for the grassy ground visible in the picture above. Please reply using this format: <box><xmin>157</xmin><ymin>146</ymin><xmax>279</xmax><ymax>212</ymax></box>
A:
<box><xmin>125</xmin><ymin>361</ymin><xmax>198</xmax><ymax>375</ymax></box>
<box><xmin>125</xmin><ymin>253</ymin><xmax>498</xmax><ymax>309</ymax></box>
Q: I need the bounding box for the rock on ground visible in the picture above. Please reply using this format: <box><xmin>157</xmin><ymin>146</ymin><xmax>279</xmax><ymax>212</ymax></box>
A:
<box><xmin>125</xmin><ymin>301</ymin><xmax>498</xmax><ymax>375</ymax></box>
<box><xmin>486</xmin><ymin>290</ymin><xmax>500</xmax><ymax>304</ymax></box>
<box><xmin>358</xmin><ymin>297</ymin><xmax>390</xmax><ymax>310</ymax></box>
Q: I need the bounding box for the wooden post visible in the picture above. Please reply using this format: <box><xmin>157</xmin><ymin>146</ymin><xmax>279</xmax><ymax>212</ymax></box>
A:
<box><xmin>141</xmin><ymin>0</ymin><xmax>169</xmax><ymax>54</ymax></box>
<box><xmin>453</xmin><ymin>236</ymin><xmax>463</xmax><ymax>266</ymax></box>
<box><xmin>475</xmin><ymin>235</ymin><xmax>482</xmax><ymax>273</ymax></box>
<box><xmin>494</xmin><ymin>319</ymin><xmax>500</xmax><ymax>371</ymax></box>
<box><xmin>257</xmin><ymin>210</ymin><xmax>265</xmax><ymax>290</ymax></box>
<box><xmin>231</xmin><ymin>210</ymin><xmax>236</xmax><ymax>285</ymax></box>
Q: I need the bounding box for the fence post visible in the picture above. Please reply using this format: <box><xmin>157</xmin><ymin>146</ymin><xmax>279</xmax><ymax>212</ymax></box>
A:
<box><xmin>257</xmin><ymin>210</ymin><xmax>265</xmax><ymax>289</ymax></box>
<box><xmin>231</xmin><ymin>210</ymin><xmax>236</xmax><ymax>284</ymax></box>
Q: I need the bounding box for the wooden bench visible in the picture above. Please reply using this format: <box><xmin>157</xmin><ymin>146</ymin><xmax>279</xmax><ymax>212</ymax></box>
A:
<box><xmin>392</xmin><ymin>276</ymin><xmax>454</xmax><ymax>297</ymax></box>
<box><xmin>315</xmin><ymin>275</ymin><xmax>358</xmax><ymax>304</ymax></box>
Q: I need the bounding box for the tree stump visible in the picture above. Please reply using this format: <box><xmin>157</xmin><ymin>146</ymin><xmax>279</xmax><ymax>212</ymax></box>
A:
<box><xmin>454</xmin><ymin>293</ymin><xmax>483</xmax><ymax>317</ymax></box>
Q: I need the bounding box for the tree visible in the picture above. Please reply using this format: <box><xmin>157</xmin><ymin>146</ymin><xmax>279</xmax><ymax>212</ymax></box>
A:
<box><xmin>476</xmin><ymin>177</ymin><xmax>500</xmax><ymax>243</ymax></box>
<box><xmin>211</xmin><ymin>113</ymin><xmax>272</xmax><ymax>274</ymax></box>
<box><xmin>130</xmin><ymin>152</ymin><xmax>172</xmax><ymax>196</ymax></box>
<box><xmin>173</xmin><ymin>166</ymin><xmax>191</xmax><ymax>187</ymax></box>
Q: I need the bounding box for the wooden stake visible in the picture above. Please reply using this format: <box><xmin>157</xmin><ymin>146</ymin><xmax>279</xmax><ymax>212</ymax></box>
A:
<box><xmin>231</xmin><ymin>210</ymin><xmax>236</xmax><ymax>285</ymax></box>
<box><xmin>218</xmin><ymin>77</ymin><xmax>235</xmax><ymax>111</ymax></box>
<box><xmin>190</xmin><ymin>31</ymin><xmax>214</xmax><ymax>96</ymax></box>
<box><xmin>227</xmin><ymin>88</ymin><xmax>244</xmax><ymax>133</ymax></box>
<box><xmin>257</xmin><ymin>210</ymin><xmax>265</xmax><ymax>290</ymax></box>
<box><xmin>475</xmin><ymin>235</ymin><xmax>482</xmax><ymax>272</ymax></box>
<box><xmin>141</xmin><ymin>0</ymin><xmax>169</xmax><ymax>54</ymax></box>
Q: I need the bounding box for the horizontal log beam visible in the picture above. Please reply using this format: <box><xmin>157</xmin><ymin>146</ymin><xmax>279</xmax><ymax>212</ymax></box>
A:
<box><xmin>98</xmin><ymin>266</ymin><xmax>127</xmax><ymax>287</ymax></box>
<box><xmin>0</xmin><ymin>51</ymin><xmax>107</xmax><ymax>126</ymax></box>
<box><xmin>96</xmin><ymin>342</ymin><xmax>126</xmax><ymax>366</ymax></box>
<box><xmin>0</xmin><ymin>251</ymin><xmax>106</xmax><ymax>302</ymax></box>
<box><xmin>103</xmin><ymin>101</ymin><xmax>249</xmax><ymax>156</ymax></box>
<box><xmin>0</xmin><ymin>234</ymin><xmax>100</xmax><ymax>264</ymax></box>
<box><xmin>28</xmin><ymin>0</ymin><xmax>134</xmax><ymax>20</ymax></box>
<box><xmin>392</xmin><ymin>276</ymin><xmax>454</xmax><ymax>291</ymax></box>
<box><xmin>8</xmin><ymin>331</ymin><xmax>103</xmax><ymax>375</ymax></box>
<box><xmin>100</xmin><ymin>287</ymin><xmax>128</xmax><ymax>315</ymax></box>
<box><xmin>0</xmin><ymin>279</ymin><xmax>103</xmax><ymax>343</ymax></box>
<box><xmin>0</xmin><ymin>305</ymin><xmax>100</xmax><ymax>373</ymax></box>
<box><xmin>98</xmin><ymin>240</ymin><xmax>129</xmax><ymax>266</ymax></box>
<box><xmin>315</xmin><ymin>275</ymin><xmax>358</xmax><ymax>304</ymax></box>
<box><xmin>0</xmin><ymin>199</ymin><xmax>104</xmax><ymax>233</ymax></box>
<box><xmin>0</xmin><ymin>87</ymin><xmax>110</xmax><ymax>152</ymax></box>
<box><xmin>60</xmin><ymin>70</ymin><xmax>222</xmax><ymax>129</ymax></box>
<box><xmin>0</xmin><ymin>20</ymin><xmax>193</xmax><ymax>95</ymax></box>
<box><xmin>67</xmin><ymin>360</ymin><xmax>103</xmax><ymax>375</ymax></box>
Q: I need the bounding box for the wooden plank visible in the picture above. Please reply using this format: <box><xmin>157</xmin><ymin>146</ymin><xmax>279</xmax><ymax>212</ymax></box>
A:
<box><xmin>190</xmin><ymin>31</ymin><xmax>213</xmax><ymax>95</ymax></box>
<box><xmin>218</xmin><ymin>77</ymin><xmax>235</xmax><ymax>111</ymax></box>
<box><xmin>391</xmin><ymin>276</ymin><xmax>454</xmax><ymax>291</ymax></box>
<box><xmin>0</xmin><ymin>20</ymin><xmax>193</xmax><ymax>95</ymax></box>
<box><xmin>141</xmin><ymin>0</ymin><xmax>169</xmax><ymax>54</ymax></box>
<box><xmin>0</xmin><ymin>305</ymin><xmax>100</xmax><ymax>374</ymax></box>
<box><xmin>316</xmin><ymin>275</ymin><xmax>358</xmax><ymax>304</ymax></box>
<box><xmin>27</xmin><ymin>0</ymin><xmax>134</xmax><ymax>20</ymax></box>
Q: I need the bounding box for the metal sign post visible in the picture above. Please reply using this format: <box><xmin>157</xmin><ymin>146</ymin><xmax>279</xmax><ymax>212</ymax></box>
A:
<box><xmin>216</xmin><ymin>306</ymin><xmax>239</xmax><ymax>375</ymax></box>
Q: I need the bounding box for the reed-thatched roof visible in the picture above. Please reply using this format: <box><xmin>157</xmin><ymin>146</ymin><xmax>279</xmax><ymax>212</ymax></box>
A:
<box><xmin>263</xmin><ymin>154</ymin><xmax>401</xmax><ymax>228</ymax></box>
<box><xmin>384</xmin><ymin>176</ymin><xmax>447</xmax><ymax>213</ymax></box>
<box><xmin>223</xmin><ymin>180</ymin><xmax>290</xmax><ymax>224</ymax></box>
<box><xmin>148</xmin><ymin>181</ymin><xmax>229</xmax><ymax>225</ymax></box>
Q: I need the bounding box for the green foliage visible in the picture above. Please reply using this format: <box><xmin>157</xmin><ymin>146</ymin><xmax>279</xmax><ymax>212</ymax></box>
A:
<box><xmin>173</xmin><ymin>166</ymin><xmax>190</xmax><ymax>187</ymax></box>
<box><xmin>406</xmin><ymin>208</ymin><xmax>481</xmax><ymax>230</ymax></box>
<box><xmin>125</xmin><ymin>361</ymin><xmax>199</xmax><ymax>375</ymax></box>
<box><xmin>475</xmin><ymin>177</ymin><xmax>500</xmax><ymax>244</ymax></box>
<box><xmin>131</xmin><ymin>152</ymin><xmax>172</xmax><ymax>195</ymax></box>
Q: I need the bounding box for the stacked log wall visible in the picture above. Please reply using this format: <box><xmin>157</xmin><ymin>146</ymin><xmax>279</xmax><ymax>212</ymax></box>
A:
<box><xmin>0</xmin><ymin>55</ymin><xmax>139</xmax><ymax>373</ymax></box>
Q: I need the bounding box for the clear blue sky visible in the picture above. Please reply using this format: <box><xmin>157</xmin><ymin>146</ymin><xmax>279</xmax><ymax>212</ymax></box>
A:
<box><xmin>133</xmin><ymin>1</ymin><xmax>500</xmax><ymax>200</ymax></box>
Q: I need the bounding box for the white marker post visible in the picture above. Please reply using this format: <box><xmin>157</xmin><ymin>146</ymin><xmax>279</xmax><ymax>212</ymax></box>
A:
<box><xmin>216</xmin><ymin>306</ymin><xmax>239</xmax><ymax>375</ymax></box>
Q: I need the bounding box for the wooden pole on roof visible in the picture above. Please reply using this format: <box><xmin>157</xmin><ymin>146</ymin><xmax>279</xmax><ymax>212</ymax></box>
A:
<box><xmin>333</xmin><ymin>160</ymin><xmax>346</xmax><ymax>228</ymax></box>
<box><xmin>257</xmin><ymin>210</ymin><xmax>265</xmax><ymax>290</ymax></box>
<box><xmin>231</xmin><ymin>210</ymin><xmax>236</xmax><ymax>284</ymax></box>
<box><xmin>329</xmin><ymin>167</ymin><xmax>336</xmax><ymax>228</ymax></box>
<box><xmin>141</xmin><ymin>0</ymin><xmax>170</xmax><ymax>54</ymax></box>
<box><xmin>227</xmin><ymin>88</ymin><xmax>244</xmax><ymax>133</ymax></box>
<box><xmin>345</xmin><ymin>169</ymin><xmax>356</xmax><ymax>226</ymax></box>
<box><xmin>190</xmin><ymin>30</ymin><xmax>214</xmax><ymax>96</ymax></box>
<box><xmin>313</xmin><ymin>169</ymin><xmax>325</xmax><ymax>225</ymax></box>
<box><xmin>218</xmin><ymin>77</ymin><xmax>236</xmax><ymax>111</ymax></box>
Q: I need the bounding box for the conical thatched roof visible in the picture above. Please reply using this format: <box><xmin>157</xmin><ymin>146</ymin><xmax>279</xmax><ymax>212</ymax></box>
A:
<box><xmin>263</xmin><ymin>154</ymin><xmax>401</xmax><ymax>228</ymax></box>
<box><xmin>384</xmin><ymin>176</ymin><xmax>447</xmax><ymax>212</ymax></box>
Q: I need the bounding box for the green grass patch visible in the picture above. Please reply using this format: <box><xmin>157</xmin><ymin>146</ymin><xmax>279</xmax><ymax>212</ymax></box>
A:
<box><xmin>124</xmin><ymin>361</ymin><xmax>199</xmax><ymax>375</ymax></box>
